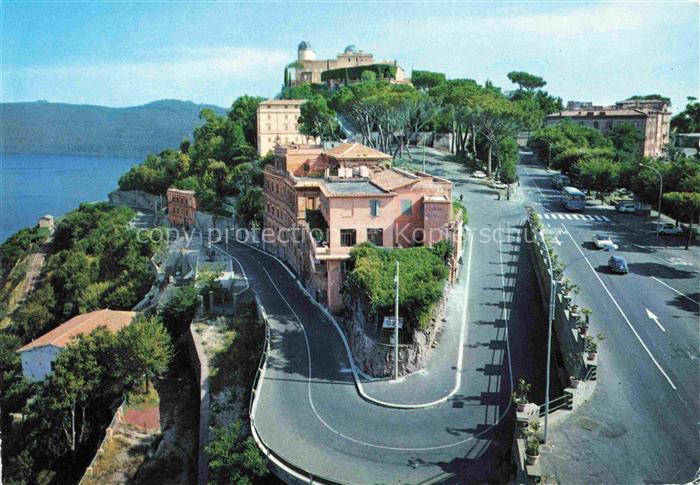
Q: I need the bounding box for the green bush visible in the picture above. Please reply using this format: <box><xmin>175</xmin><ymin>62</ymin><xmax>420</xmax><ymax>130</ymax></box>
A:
<box><xmin>345</xmin><ymin>243</ymin><xmax>449</xmax><ymax>332</ymax></box>
<box><xmin>321</xmin><ymin>64</ymin><xmax>398</xmax><ymax>83</ymax></box>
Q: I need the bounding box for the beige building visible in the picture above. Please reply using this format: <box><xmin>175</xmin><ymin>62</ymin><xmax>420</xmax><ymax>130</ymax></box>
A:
<box><xmin>294</xmin><ymin>41</ymin><xmax>405</xmax><ymax>86</ymax></box>
<box><xmin>545</xmin><ymin>99</ymin><xmax>671</xmax><ymax>158</ymax></box>
<box><xmin>256</xmin><ymin>99</ymin><xmax>318</xmax><ymax>156</ymax></box>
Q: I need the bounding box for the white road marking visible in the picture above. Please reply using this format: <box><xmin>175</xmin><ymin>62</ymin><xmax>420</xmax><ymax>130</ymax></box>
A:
<box><xmin>563</xmin><ymin>228</ymin><xmax>678</xmax><ymax>391</ymax></box>
<box><xmin>543</xmin><ymin>213</ymin><xmax>551</xmax><ymax>219</ymax></box>
<box><xmin>651</xmin><ymin>277</ymin><xmax>700</xmax><ymax>305</ymax></box>
<box><xmin>564</xmin><ymin>214</ymin><xmax>572</xmax><ymax>220</ymax></box>
<box><xmin>645</xmin><ymin>308</ymin><xmax>666</xmax><ymax>332</ymax></box>
<box><xmin>602</xmin><ymin>216</ymin><xmax>610</xmax><ymax>222</ymax></box>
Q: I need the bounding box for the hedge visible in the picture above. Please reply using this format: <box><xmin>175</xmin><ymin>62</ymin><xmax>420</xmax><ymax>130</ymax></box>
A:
<box><xmin>321</xmin><ymin>64</ymin><xmax>398</xmax><ymax>83</ymax></box>
<box><xmin>344</xmin><ymin>241</ymin><xmax>451</xmax><ymax>332</ymax></box>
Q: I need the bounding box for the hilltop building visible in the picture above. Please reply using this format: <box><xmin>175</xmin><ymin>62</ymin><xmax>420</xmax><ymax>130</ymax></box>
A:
<box><xmin>17</xmin><ymin>309</ymin><xmax>136</xmax><ymax>381</ymax></box>
<box><xmin>293</xmin><ymin>42</ymin><xmax>406</xmax><ymax>87</ymax></box>
<box><xmin>545</xmin><ymin>99</ymin><xmax>671</xmax><ymax>157</ymax></box>
<box><xmin>263</xmin><ymin>142</ymin><xmax>462</xmax><ymax>311</ymax></box>
<box><xmin>38</xmin><ymin>214</ymin><xmax>55</xmax><ymax>234</ymax></box>
<box><xmin>167</xmin><ymin>188</ymin><xmax>197</xmax><ymax>227</ymax></box>
<box><xmin>256</xmin><ymin>99</ymin><xmax>318</xmax><ymax>156</ymax></box>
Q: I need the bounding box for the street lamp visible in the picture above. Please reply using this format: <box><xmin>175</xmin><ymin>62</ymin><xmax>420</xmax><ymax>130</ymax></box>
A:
<box><xmin>640</xmin><ymin>163</ymin><xmax>663</xmax><ymax>228</ymax></box>
<box><xmin>539</xmin><ymin>227</ymin><xmax>616</xmax><ymax>443</ymax></box>
<box><xmin>394</xmin><ymin>260</ymin><xmax>400</xmax><ymax>380</ymax></box>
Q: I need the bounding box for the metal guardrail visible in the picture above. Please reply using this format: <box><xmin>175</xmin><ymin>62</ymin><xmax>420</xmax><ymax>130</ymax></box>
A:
<box><xmin>247</xmin><ymin>286</ymin><xmax>344</xmax><ymax>484</ymax></box>
<box><xmin>538</xmin><ymin>393</ymin><xmax>573</xmax><ymax>418</ymax></box>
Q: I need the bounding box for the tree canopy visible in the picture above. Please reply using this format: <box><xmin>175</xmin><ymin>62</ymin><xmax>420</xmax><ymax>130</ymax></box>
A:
<box><xmin>507</xmin><ymin>71</ymin><xmax>547</xmax><ymax>91</ymax></box>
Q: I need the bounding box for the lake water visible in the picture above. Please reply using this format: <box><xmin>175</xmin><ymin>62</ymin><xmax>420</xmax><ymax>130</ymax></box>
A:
<box><xmin>0</xmin><ymin>153</ymin><xmax>140</xmax><ymax>242</ymax></box>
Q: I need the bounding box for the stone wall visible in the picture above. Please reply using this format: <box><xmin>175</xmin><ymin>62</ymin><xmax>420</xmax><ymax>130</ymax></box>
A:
<box><xmin>185</xmin><ymin>322</ymin><xmax>210</xmax><ymax>485</ymax></box>
<box><xmin>109</xmin><ymin>189</ymin><xmax>161</xmax><ymax>211</ymax></box>
<box><xmin>340</xmin><ymin>284</ymin><xmax>450</xmax><ymax>377</ymax></box>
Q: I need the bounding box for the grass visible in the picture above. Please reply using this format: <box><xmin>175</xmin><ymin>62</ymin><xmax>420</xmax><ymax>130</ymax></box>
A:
<box><xmin>125</xmin><ymin>383</ymin><xmax>160</xmax><ymax>411</ymax></box>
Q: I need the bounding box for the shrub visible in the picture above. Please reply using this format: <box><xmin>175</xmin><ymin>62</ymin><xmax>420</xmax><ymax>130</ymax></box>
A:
<box><xmin>345</xmin><ymin>243</ymin><xmax>449</xmax><ymax>332</ymax></box>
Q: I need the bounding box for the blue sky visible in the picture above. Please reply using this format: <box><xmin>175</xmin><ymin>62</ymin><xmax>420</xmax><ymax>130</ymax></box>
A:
<box><xmin>2</xmin><ymin>1</ymin><xmax>697</xmax><ymax>112</ymax></box>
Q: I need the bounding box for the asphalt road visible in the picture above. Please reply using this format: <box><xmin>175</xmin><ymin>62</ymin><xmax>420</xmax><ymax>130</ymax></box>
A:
<box><xmin>219</xmin><ymin>150</ymin><xmax>551</xmax><ymax>484</ymax></box>
<box><xmin>519</xmin><ymin>156</ymin><xmax>700</xmax><ymax>483</ymax></box>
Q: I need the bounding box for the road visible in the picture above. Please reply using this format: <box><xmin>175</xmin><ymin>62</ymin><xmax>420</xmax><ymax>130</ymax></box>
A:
<box><xmin>519</xmin><ymin>155</ymin><xmax>700</xmax><ymax>483</ymax></box>
<box><xmin>220</xmin><ymin>150</ymin><xmax>551</xmax><ymax>483</ymax></box>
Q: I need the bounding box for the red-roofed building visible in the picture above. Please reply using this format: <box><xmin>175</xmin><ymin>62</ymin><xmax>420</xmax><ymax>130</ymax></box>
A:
<box><xmin>263</xmin><ymin>142</ymin><xmax>462</xmax><ymax>311</ymax></box>
<box><xmin>18</xmin><ymin>309</ymin><xmax>136</xmax><ymax>381</ymax></box>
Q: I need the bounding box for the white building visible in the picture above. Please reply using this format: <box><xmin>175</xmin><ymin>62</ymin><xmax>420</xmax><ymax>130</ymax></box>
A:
<box><xmin>17</xmin><ymin>309</ymin><xmax>135</xmax><ymax>381</ymax></box>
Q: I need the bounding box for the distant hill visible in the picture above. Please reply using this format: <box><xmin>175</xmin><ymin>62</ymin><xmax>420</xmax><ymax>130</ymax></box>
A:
<box><xmin>0</xmin><ymin>99</ymin><xmax>228</xmax><ymax>157</ymax></box>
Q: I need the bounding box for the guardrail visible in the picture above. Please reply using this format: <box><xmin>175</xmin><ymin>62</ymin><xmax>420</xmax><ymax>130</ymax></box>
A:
<box><xmin>538</xmin><ymin>393</ymin><xmax>573</xmax><ymax>418</ymax></box>
<box><xmin>248</xmin><ymin>296</ymin><xmax>345</xmax><ymax>485</ymax></box>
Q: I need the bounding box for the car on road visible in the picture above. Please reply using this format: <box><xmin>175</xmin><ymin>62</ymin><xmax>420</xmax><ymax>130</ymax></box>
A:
<box><xmin>593</xmin><ymin>233</ymin><xmax>618</xmax><ymax>250</ymax></box>
<box><xmin>552</xmin><ymin>174</ymin><xmax>571</xmax><ymax>189</ymax></box>
<box><xmin>616</xmin><ymin>201</ymin><xmax>635</xmax><ymax>213</ymax></box>
<box><xmin>608</xmin><ymin>255</ymin><xmax>629</xmax><ymax>274</ymax></box>
<box><xmin>472</xmin><ymin>170</ymin><xmax>487</xmax><ymax>179</ymax></box>
<box><xmin>656</xmin><ymin>223</ymin><xmax>684</xmax><ymax>236</ymax></box>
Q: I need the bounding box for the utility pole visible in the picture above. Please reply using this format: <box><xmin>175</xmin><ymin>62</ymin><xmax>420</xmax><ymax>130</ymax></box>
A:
<box><xmin>640</xmin><ymin>163</ymin><xmax>663</xmax><ymax>228</ymax></box>
<box><xmin>394</xmin><ymin>260</ymin><xmax>400</xmax><ymax>381</ymax></box>
<box><xmin>540</xmin><ymin>230</ymin><xmax>556</xmax><ymax>443</ymax></box>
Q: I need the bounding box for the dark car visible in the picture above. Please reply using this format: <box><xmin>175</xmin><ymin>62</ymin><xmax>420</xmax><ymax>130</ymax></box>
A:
<box><xmin>608</xmin><ymin>255</ymin><xmax>629</xmax><ymax>274</ymax></box>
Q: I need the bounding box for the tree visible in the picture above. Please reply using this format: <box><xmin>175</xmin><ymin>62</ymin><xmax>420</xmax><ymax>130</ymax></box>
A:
<box><xmin>628</xmin><ymin>94</ymin><xmax>671</xmax><ymax>105</ymax></box>
<box><xmin>235</xmin><ymin>187</ymin><xmax>264</xmax><ymax>229</ymax></box>
<box><xmin>159</xmin><ymin>285</ymin><xmax>199</xmax><ymax>337</ymax></box>
<box><xmin>115</xmin><ymin>315</ymin><xmax>173</xmax><ymax>393</ymax></box>
<box><xmin>507</xmin><ymin>71</ymin><xmax>546</xmax><ymax>91</ymax></box>
<box><xmin>671</xmin><ymin>99</ymin><xmax>700</xmax><ymax>133</ymax></box>
<box><xmin>411</xmin><ymin>70</ymin><xmax>446</xmax><ymax>91</ymax></box>
<box><xmin>606</xmin><ymin>122</ymin><xmax>644</xmax><ymax>163</ymax></box>
<box><xmin>206</xmin><ymin>420</ymin><xmax>268</xmax><ymax>485</ymax></box>
<box><xmin>576</xmin><ymin>157</ymin><xmax>620</xmax><ymax>199</ymax></box>
<box><xmin>662</xmin><ymin>192</ymin><xmax>700</xmax><ymax>249</ymax></box>
<box><xmin>473</xmin><ymin>92</ymin><xmax>524</xmax><ymax>177</ymax></box>
<box><xmin>360</xmin><ymin>70</ymin><xmax>377</xmax><ymax>82</ymax></box>
<box><xmin>228</xmin><ymin>95</ymin><xmax>264</xmax><ymax>146</ymax></box>
<box><xmin>298</xmin><ymin>96</ymin><xmax>340</xmax><ymax>141</ymax></box>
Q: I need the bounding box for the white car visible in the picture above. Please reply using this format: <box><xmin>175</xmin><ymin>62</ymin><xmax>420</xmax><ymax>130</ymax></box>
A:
<box><xmin>472</xmin><ymin>170</ymin><xmax>487</xmax><ymax>179</ymax></box>
<box><xmin>616</xmin><ymin>202</ymin><xmax>635</xmax><ymax>213</ymax></box>
<box><xmin>593</xmin><ymin>233</ymin><xmax>618</xmax><ymax>250</ymax></box>
<box><xmin>657</xmin><ymin>223</ymin><xmax>683</xmax><ymax>236</ymax></box>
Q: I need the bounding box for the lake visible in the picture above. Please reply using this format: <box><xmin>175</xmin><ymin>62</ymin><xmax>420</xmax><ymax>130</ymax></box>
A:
<box><xmin>0</xmin><ymin>153</ymin><xmax>140</xmax><ymax>242</ymax></box>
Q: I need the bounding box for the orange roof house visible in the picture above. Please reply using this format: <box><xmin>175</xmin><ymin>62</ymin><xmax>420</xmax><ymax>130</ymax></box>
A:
<box><xmin>18</xmin><ymin>309</ymin><xmax>136</xmax><ymax>381</ymax></box>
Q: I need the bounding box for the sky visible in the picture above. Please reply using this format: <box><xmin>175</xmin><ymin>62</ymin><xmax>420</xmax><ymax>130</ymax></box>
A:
<box><xmin>1</xmin><ymin>1</ymin><xmax>698</xmax><ymax>112</ymax></box>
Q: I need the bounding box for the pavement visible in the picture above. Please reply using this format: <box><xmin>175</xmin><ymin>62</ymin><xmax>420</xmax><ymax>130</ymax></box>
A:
<box><xmin>217</xmin><ymin>147</ymin><xmax>551</xmax><ymax>483</ymax></box>
<box><xmin>519</xmin><ymin>156</ymin><xmax>700</xmax><ymax>484</ymax></box>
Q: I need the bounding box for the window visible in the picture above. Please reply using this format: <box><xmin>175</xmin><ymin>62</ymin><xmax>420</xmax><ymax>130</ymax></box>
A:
<box><xmin>370</xmin><ymin>200</ymin><xmax>380</xmax><ymax>217</ymax></box>
<box><xmin>340</xmin><ymin>229</ymin><xmax>357</xmax><ymax>247</ymax></box>
<box><xmin>593</xmin><ymin>121</ymin><xmax>599</xmax><ymax>129</ymax></box>
<box><xmin>606</xmin><ymin>121</ymin><xmax>613</xmax><ymax>129</ymax></box>
<box><xmin>401</xmin><ymin>199</ymin><xmax>413</xmax><ymax>216</ymax></box>
<box><xmin>367</xmin><ymin>228</ymin><xmax>383</xmax><ymax>246</ymax></box>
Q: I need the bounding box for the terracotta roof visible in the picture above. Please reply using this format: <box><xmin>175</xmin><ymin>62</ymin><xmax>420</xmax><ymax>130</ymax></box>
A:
<box><xmin>260</xmin><ymin>99</ymin><xmax>305</xmax><ymax>106</ymax></box>
<box><xmin>18</xmin><ymin>309</ymin><xmax>136</xmax><ymax>352</ymax></box>
<box><xmin>370</xmin><ymin>168</ymin><xmax>418</xmax><ymax>191</ymax></box>
<box><xmin>325</xmin><ymin>143</ymin><xmax>392</xmax><ymax>161</ymax></box>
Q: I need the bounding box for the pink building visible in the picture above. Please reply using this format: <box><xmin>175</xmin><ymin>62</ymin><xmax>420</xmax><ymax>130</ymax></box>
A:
<box><xmin>167</xmin><ymin>188</ymin><xmax>197</xmax><ymax>227</ymax></box>
<box><xmin>263</xmin><ymin>142</ymin><xmax>462</xmax><ymax>311</ymax></box>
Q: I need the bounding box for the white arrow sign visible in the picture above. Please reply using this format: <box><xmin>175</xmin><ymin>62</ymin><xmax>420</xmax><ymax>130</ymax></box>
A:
<box><xmin>552</xmin><ymin>236</ymin><xmax>562</xmax><ymax>246</ymax></box>
<box><xmin>646</xmin><ymin>308</ymin><xmax>666</xmax><ymax>332</ymax></box>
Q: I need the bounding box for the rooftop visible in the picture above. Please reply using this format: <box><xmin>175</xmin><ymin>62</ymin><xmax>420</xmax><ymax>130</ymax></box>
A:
<box><xmin>323</xmin><ymin>180</ymin><xmax>386</xmax><ymax>195</ymax></box>
<box><xmin>547</xmin><ymin>109</ymin><xmax>650</xmax><ymax>118</ymax></box>
<box><xmin>370</xmin><ymin>168</ymin><xmax>418</xmax><ymax>191</ymax></box>
<box><xmin>260</xmin><ymin>99</ymin><xmax>306</xmax><ymax>106</ymax></box>
<box><xmin>18</xmin><ymin>309</ymin><xmax>136</xmax><ymax>352</ymax></box>
<box><xmin>325</xmin><ymin>142</ymin><xmax>392</xmax><ymax>161</ymax></box>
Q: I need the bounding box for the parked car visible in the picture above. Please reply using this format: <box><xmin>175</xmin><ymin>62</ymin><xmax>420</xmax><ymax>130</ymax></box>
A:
<box><xmin>608</xmin><ymin>255</ymin><xmax>629</xmax><ymax>274</ymax></box>
<box><xmin>657</xmin><ymin>223</ymin><xmax>683</xmax><ymax>236</ymax></box>
<box><xmin>473</xmin><ymin>170</ymin><xmax>487</xmax><ymax>179</ymax></box>
<box><xmin>593</xmin><ymin>233</ymin><xmax>618</xmax><ymax>250</ymax></box>
<box><xmin>616</xmin><ymin>201</ymin><xmax>635</xmax><ymax>213</ymax></box>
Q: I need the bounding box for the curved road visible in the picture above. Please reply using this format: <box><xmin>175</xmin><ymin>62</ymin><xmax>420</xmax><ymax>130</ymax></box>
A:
<box><xmin>220</xmin><ymin>152</ymin><xmax>549</xmax><ymax>484</ymax></box>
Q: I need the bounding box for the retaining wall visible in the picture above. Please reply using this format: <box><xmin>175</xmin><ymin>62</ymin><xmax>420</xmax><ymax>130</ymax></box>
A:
<box><xmin>185</xmin><ymin>322</ymin><xmax>210</xmax><ymax>485</ymax></box>
<box><xmin>79</xmin><ymin>401</ymin><xmax>125</xmax><ymax>484</ymax></box>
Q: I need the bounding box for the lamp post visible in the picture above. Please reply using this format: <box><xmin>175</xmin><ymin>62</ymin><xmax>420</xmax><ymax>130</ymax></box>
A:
<box><xmin>640</xmin><ymin>163</ymin><xmax>663</xmax><ymax>228</ymax></box>
<box><xmin>538</xmin><ymin>225</ymin><xmax>616</xmax><ymax>443</ymax></box>
<box><xmin>394</xmin><ymin>260</ymin><xmax>400</xmax><ymax>381</ymax></box>
<box><xmin>422</xmin><ymin>138</ymin><xmax>427</xmax><ymax>173</ymax></box>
